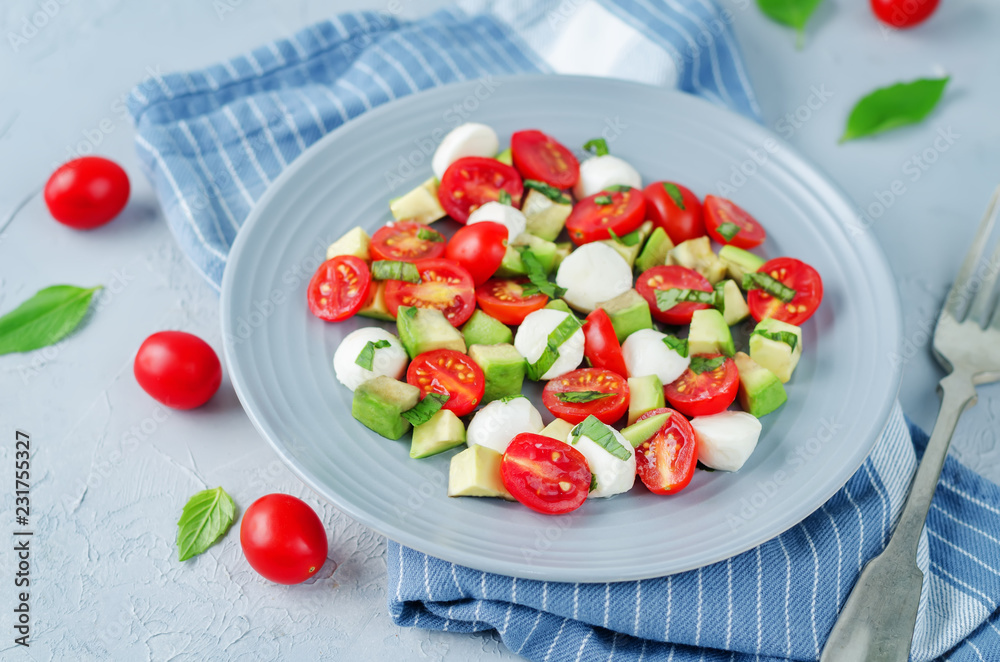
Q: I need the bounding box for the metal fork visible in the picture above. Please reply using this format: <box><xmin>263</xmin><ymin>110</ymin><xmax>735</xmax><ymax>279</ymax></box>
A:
<box><xmin>821</xmin><ymin>186</ymin><xmax>1000</xmax><ymax>662</ymax></box>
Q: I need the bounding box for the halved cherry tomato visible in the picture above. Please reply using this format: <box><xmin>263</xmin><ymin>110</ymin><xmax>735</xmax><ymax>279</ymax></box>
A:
<box><xmin>665</xmin><ymin>354</ymin><xmax>738</xmax><ymax>417</ymax></box>
<box><xmin>747</xmin><ymin>257</ymin><xmax>823</xmax><ymax>326</ymax></box>
<box><xmin>636</xmin><ymin>265</ymin><xmax>713</xmax><ymax>326</ymax></box>
<box><xmin>501</xmin><ymin>433</ymin><xmax>592</xmax><ymax>515</ymax></box>
<box><xmin>475</xmin><ymin>278</ymin><xmax>548</xmax><ymax>326</ymax></box>
<box><xmin>406</xmin><ymin>349</ymin><xmax>485</xmax><ymax>416</ymax></box>
<box><xmin>541</xmin><ymin>368</ymin><xmax>629</xmax><ymax>424</ymax></box>
<box><xmin>445</xmin><ymin>221</ymin><xmax>508</xmax><ymax>286</ymax></box>
<box><xmin>384</xmin><ymin>258</ymin><xmax>476</xmax><ymax>326</ymax></box>
<box><xmin>565</xmin><ymin>187</ymin><xmax>646</xmax><ymax>245</ymax></box>
<box><xmin>511</xmin><ymin>129</ymin><xmax>580</xmax><ymax>189</ymax></box>
<box><xmin>438</xmin><ymin>157</ymin><xmax>524</xmax><ymax>223</ymax></box>
<box><xmin>704</xmin><ymin>195</ymin><xmax>766</xmax><ymax>249</ymax></box>
<box><xmin>643</xmin><ymin>181</ymin><xmax>705</xmax><ymax>243</ymax></box>
<box><xmin>370</xmin><ymin>222</ymin><xmax>445</xmax><ymax>262</ymax></box>
<box><xmin>582</xmin><ymin>309</ymin><xmax>628</xmax><ymax>378</ymax></box>
<box><xmin>307</xmin><ymin>256</ymin><xmax>371</xmax><ymax>322</ymax></box>
<box><xmin>634</xmin><ymin>408</ymin><xmax>697</xmax><ymax>495</ymax></box>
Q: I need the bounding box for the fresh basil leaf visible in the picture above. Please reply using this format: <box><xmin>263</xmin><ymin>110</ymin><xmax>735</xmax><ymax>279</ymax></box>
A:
<box><xmin>372</xmin><ymin>260</ymin><xmax>421</xmax><ymax>283</ymax></box>
<box><xmin>742</xmin><ymin>272</ymin><xmax>796</xmax><ymax>303</ymax></box>
<box><xmin>603</xmin><ymin>184</ymin><xmax>632</xmax><ymax>193</ymax></box>
<box><xmin>416</xmin><ymin>227</ymin><xmax>444</xmax><ymax>242</ymax></box>
<box><xmin>757</xmin><ymin>0</ymin><xmax>823</xmax><ymax>46</ymax></box>
<box><xmin>176</xmin><ymin>487</ymin><xmax>236</xmax><ymax>562</ymax></box>
<box><xmin>590</xmin><ymin>474</ymin><xmax>598</xmax><ymax>492</ymax></box>
<box><xmin>355</xmin><ymin>339</ymin><xmax>392</xmax><ymax>370</ymax></box>
<box><xmin>841</xmin><ymin>77</ymin><xmax>950</xmax><ymax>143</ymax></box>
<box><xmin>713</xmin><ymin>282</ymin><xmax>727</xmax><ymax>316</ymax></box>
<box><xmin>556</xmin><ymin>390</ymin><xmax>615</xmax><ymax>404</ymax></box>
<box><xmin>662</xmin><ymin>182</ymin><xmax>686</xmax><ymax>210</ymax></box>
<box><xmin>526</xmin><ymin>314</ymin><xmax>582</xmax><ymax>380</ymax></box>
<box><xmin>524</xmin><ymin>180</ymin><xmax>571</xmax><ymax>205</ymax></box>
<box><xmin>570</xmin><ymin>415</ymin><xmax>631</xmax><ymax>461</ymax></box>
<box><xmin>498</xmin><ymin>189</ymin><xmax>512</xmax><ymax>206</ymax></box>
<box><xmin>689</xmin><ymin>356</ymin><xmax>726</xmax><ymax>375</ymax></box>
<box><xmin>0</xmin><ymin>285</ymin><xmax>101</xmax><ymax>356</ymax></box>
<box><xmin>752</xmin><ymin>328</ymin><xmax>799</xmax><ymax>351</ymax></box>
<box><xmin>662</xmin><ymin>335</ymin><xmax>689</xmax><ymax>358</ymax></box>
<box><xmin>594</xmin><ymin>195</ymin><xmax>613</xmax><ymax>206</ymax></box>
<box><xmin>716</xmin><ymin>222</ymin><xmax>741</xmax><ymax>242</ymax></box>
<box><xmin>401</xmin><ymin>392</ymin><xmax>449</xmax><ymax>426</ymax></box>
<box><xmin>500</xmin><ymin>394</ymin><xmax>527</xmax><ymax>403</ymax></box>
<box><xmin>519</xmin><ymin>248</ymin><xmax>567</xmax><ymax>300</ymax></box>
<box><xmin>583</xmin><ymin>138</ymin><xmax>609</xmax><ymax>157</ymax></box>
<box><xmin>654</xmin><ymin>288</ymin><xmax>719</xmax><ymax>313</ymax></box>
<box><xmin>403</xmin><ymin>306</ymin><xmax>418</xmax><ymax>319</ymax></box>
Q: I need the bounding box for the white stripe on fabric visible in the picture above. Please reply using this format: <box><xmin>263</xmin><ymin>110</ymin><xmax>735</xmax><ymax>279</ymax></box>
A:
<box><xmin>293</xmin><ymin>88</ymin><xmax>333</xmax><ymax>133</ymax></box>
<box><xmin>396</xmin><ymin>547</ymin><xmax>403</xmax><ymax>602</ymax></box>
<box><xmin>604</xmin><ymin>582</ymin><xmax>611</xmax><ymax>628</ymax></box>
<box><xmin>423</xmin><ymin>554</ymin><xmax>434</xmax><ymax>601</ymax></box>
<box><xmin>802</xmin><ymin>524</ymin><xmax>821</xmax><ymax>657</ymax></box>
<box><xmin>928</xmin><ymin>529</ymin><xmax>1000</xmax><ymax>580</ymax></box>
<box><xmin>968</xmin><ymin>640</ymin><xmax>986</xmax><ymax>662</ymax></box>
<box><xmin>356</xmin><ymin>60</ymin><xmax>402</xmax><ymax>99</ymax></box>
<box><xmin>574</xmin><ymin>630</ymin><xmax>593</xmax><ymax>662</ymax></box>
<box><xmin>822</xmin><ymin>504</ymin><xmax>845</xmax><ymax>608</ymax></box>
<box><xmin>726</xmin><ymin>558</ymin><xmax>733</xmax><ymax>648</ymax></box>
<box><xmin>845</xmin><ymin>482</ymin><xmax>866</xmax><ymax>573</ymax></box>
<box><xmin>480</xmin><ymin>571</ymin><xmax>487</xmax><ymax>599</ymax></box>
<box><xmin>663</xmin><ymin>574</ymin><xmax>672</xmax><ymax>640</ymax></box>
<box><xmin>246</xmin><ymin>98</ymin><xmax>290</xmax><ymax>169</ymax></box>
<box><xmin>198</xmin><ymin>117</ymin><xmax>256</xmax><ymax>207</ymax></box>
<box><xmin>201</xmin><ymin>68</ymin><xmax>221</xmax><ymax>91</ymax></box>
<box><xmin>175</xmin><ymin>121</ymin><xmax>241</xmax><ymax>236</ymax></box>
<box><xmin>371</xmin><ymin>44</ymin><xmax>421</xmax><ymax>93</ymax></box>
<box><xmin>389</xmin><ymin>33</ymin><xmax>445</xmax><ymax>86</ymax></box>
<box><xmin>608</xmin><ymin>632</ymin><xmax>620</xmax><ymax>662</ymax></box>
<box><xmin>941</xmin><ymin>479</ymin><xmax>1000</xmax><ymax>517</ymax></box>
<box><xmin>542</xmin><ymin>581</ymin><xmax>549</xmax><ymax>611</ymax></box>
<box><xmin>267</xmin><ymin>92</ymin><xmax>308</xmax><ymax>153</ymax></box>
<box><xmin>634</xmin><ymin>579</ymin><xmax>642</xmax><ymax>636</ymax></box>
<box><xmin>756</xmin><ymin>546</ymin><xmax>763</xmax><ymax>654</ymax></box>
<box><xmin>930</xmin><ymin>562</ymin><xmax>993</xmax><ymax>607</ymax></box>
<box><xmin>501</xmin><ymin>603</ymin><xmax>513</xmax><ymax>635</ymax></box>
<box><xmin>777</xmin><ymin>534</ymin><xmax>792</xmax><ymax>657</ymax></box>
<box><xmin>573</xmin><ymin>583</ymin><xmax>580</xmax><ymax>619</ymax></box>
<box><xmin>516</xmin><ymin>611</ymin><xmax>544</xmax><ymax>655</ymax></box>
<box><xmin>450</xmin><ymin>564</ymin><xmax>462</xmax><ymax>593</ymax></box>
<box><xmin>931</xmin><ymin>502</ymin><xmax>1000</xmax><ymax>547</ymax></box>
<box><xmin>864</xmin><ymin>462</ymin><xmax>891</xmax><ymax>546</ymax></box>
<box><xmin>690</xmin><ymin>0</ymin><xmax>760</xmax><ymax>115</ymax></box>
<box><xmin>695</xmin><ymin>568</ymin><xmax>703</xmax><ymax>645</ymax></box>
<box><xmin>661</xmin><ymin>0</ymin><xmax>735</xmax><ymax>106</ymax></box>
<box><xmin>243</xmin><ymin>52</ymin><xmax>266</xmax><ymax>76</ymax></box>
<box><xmin>512</xmin><ymin>576</ymin><xmax>518</xmax><ymax>603</ymax></box>
<box><xmin>338</xmin><ymin>78</ymin><xmax>375</xmax><ymax>111</ymax></box>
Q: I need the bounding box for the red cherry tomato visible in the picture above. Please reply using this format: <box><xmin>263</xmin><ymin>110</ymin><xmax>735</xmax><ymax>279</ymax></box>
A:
<box><xmin>541</xmin><ymin>368</ymin><xmax>629</xmax><ymax>425</ymax></box>
<box><xmin>871</xmin><ymin>0</ymin><xmax>939</xmax><ymax>28</ymax></box>
<box><xmin>445</xmin><ymin>221</ymin><xmax>508</xmax><ymax>286</ymax></box>
<box><xmin>747</xmin><ymin>257</ymin><xmax>823</xmax><ymax>326</ymax></box>
<box><xmin>383</xmin><ymin>258</ymin><xmax>476</xmax><ymax>326</ymax></box>
<box><xmin>565</xmin><ymin>187</ymin><xmax>646</xmax><ymax>245</ymax></box>
<box><xmin>437</xmin><ymin>157</ymin><xmax>524</xmax><ymax>223</ymax></box>
<box><xmin>665</xmin><ymin>354</ymin><xmax>739</xmax><ymax>418</ymax></box>
<box><xmin>406</xmin><ymin>349</ymin><xmax>485</xmax><ymax>416</ymax></box>
<box><xmin>133</xmin><ymin>331</ymin><xmax>222</xmax><ymax>409</ymax></box>
<box><xmin>474</xmin><ymin>279</ymin><xmax>548</xmax><ymax>326</ymax></box>
<box><xmin>501</xmin><ymin>433</ymin><xmax>592</xmax><ymax>515</ymax></box>
<box><xmin>307</xmin><ymin>256</ymin><xmax>372</xmax><ymax>322</ymax></box>
<box><xmin>370</xmin><ymin>222</ymin><xmax>445</xmax><ymax>262</ymax></box>
<box><xmin>633</xmin><ymin>408</ymin><xmax>698</xmax><ymax>495</ymax></box>
<box><xmin>643</xmin><ymin>181</ymin><xmax>705</xmax><ymax>243</ymax></box>
<box><xmin>510</xmin><ymin>129</ymin><xmax>580</xmax><ymax>189</ymax></box>
<box><xmin>582</xmin><ymin>309</ymin><xmax>628</xmax><ymax>378</ymax></box>
<box><xmin>44</xmin><ymin>157</ymin><xmax>130</xmax><ymax>229</ymax></box>
<box><xmin>636</xmin><ymin>265</ymin><xmax>713</xmax><ymax>326</ymax></box>
<box><xmin>703</xmin><ymin>195</ymin><xmax>766</xmax><ymax>249</ymax></box>
<box><xmin>240</xmin><ymin>494</ymin><xmax>329</xmax><ymax>585</ymax></box>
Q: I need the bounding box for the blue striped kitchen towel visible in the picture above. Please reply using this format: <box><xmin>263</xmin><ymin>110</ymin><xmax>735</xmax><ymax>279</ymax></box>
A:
<box><xmin>127</xmin><ymin>1</ymin><xmax>1000</xmax><ymax>660</ymax></box>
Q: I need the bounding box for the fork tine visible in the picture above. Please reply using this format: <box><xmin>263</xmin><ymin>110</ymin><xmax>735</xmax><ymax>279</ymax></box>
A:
<box><xmin>943</xmin><ymin>185</ymin><xmax>1000</xmax><ymax>320</ymax></box>
<box><xmin>967</xmin><ymin>238</ymin><xmax>1000</xmax><ymax>326</ymax></box>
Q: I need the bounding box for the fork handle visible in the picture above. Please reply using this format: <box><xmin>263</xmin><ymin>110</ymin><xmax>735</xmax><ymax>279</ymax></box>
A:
<box><xmin>821</xmin><ymin>372</ymin><xmax>977</xmax><ymax>662</ymax></box>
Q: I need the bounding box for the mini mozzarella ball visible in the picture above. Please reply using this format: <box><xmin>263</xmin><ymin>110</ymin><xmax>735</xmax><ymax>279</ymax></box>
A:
<box><xmin>333</xmin><ymin>327</ymin><xmax>408</xmax><ymax>391</ymax></box>
<box><xmin>514</xmin><ymin>309</ymin><xmax>585</xmax><ymax>380</ymax></box>
<box><xmin>556</xmin><ymin>242</ymin><xmax>632</xmax><ymax>313</ymax></box>
<box><xmin>467</xmin><ymin>201</ymin><xmax>527</xmax><ymax>241</ymax></box>
<box><xmin>432</xmin><ymin>123</ymin><xmax>500</xmax><ymax>180</ymax></box>
<box><xmin>565</xmin><ymin>425</ymin><xmax>635</xmax><ymax>498</ymax></box>
<box><xmin>622</xmin><ymin>328</ymin><xmax>691</xmax><ymax>385</ymax></box>
<box><xmin>467</xmin><ymin>397</ymin><xmax>544</xmax><ymax>454</ymax></box>
<box><xmin>573</xmin><ymin>155</ymin><xmax>642</xmax><ymax>199</ymax></box>
<box><xmin>690</xmin><ymin>411</ymin><xmax>762</xmax><ymax>472</ymax></box>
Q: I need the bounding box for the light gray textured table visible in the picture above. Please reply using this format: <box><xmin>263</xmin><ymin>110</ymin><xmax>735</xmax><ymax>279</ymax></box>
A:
<box><xmin>1</xmin><ymin>1</ymin><xmax>998</xmax><ymax>659</ymax></box>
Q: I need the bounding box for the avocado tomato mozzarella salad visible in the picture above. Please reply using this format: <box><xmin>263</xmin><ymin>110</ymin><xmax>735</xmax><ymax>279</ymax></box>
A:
<box><xmin>306</xmin><ymin>122</ymin><xmax>823</xmax><ymax>516</ymax></box>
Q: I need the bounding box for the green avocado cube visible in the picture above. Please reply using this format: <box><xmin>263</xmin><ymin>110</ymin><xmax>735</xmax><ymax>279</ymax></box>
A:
<box><xmin>448</xmin><ymin>445</ymin><xmax>514</xmax><ymax>499</ymax></box>
<box><xmin>357</xmin><ymin>281</ymin><xmax>395</xmax><ymax>322</ymax></box>
<box><xmin>718</xmin><ymin>279</ymin><xmax>750</xmax><ymax>326</ymax></box>
<box><xmin>598</xmin><ymin>289</ymin><xmax>653</xmax><ymax>343</ymax></box>
<box><xmin>396</xmin><ymin>306</ymin><xmax>466</xmax><ymax>358</ymax></box>
<box><xmin>748</xmin><ymin>318</ymin><xmax>802</xmax><ymax>383</ymax></box>
<box><xmin>411</xmin><ymin>409</ymin><xmax>467</xmax><ymax>458</ymax></box>
<box><xmin>552</xmin><ymin>242</ymin><xmax>573</xmax><ymax>269</ymax></box>
<box><xmin>522</xmin><ymin>188</ymin><xmax>572</xmax><ymax>241</ymax></box>
<box><xmin>352</xmin><ymin>376</ymin><xmax>421</xmax><ymax>440</ymax></box>
<box><xmin>390</xmin><ymin>177</ymin><xmax>446</xmax><ymax>224</ymax></box>
<box><xmin>621</xmin><ymin>412</ymin><xmax>670</xmax><ymax>448</ymax></box>
<box><xmin>495</xmin><ymin>147</ymin><xmax>513</xmax><ymax>165</ymax></box>
<box><xmin>544</xmin><ymin>299</ymin><xmax>574</xmax><ymax>315</ymax></box>
<box><xmin>539</xmin><ymin>418</ymin><xmax>575</xmax><ymax>442</ymax></box>
<box><xmin>468</xmin><ymin>343</ymin><xmax>526</xmax><ymax>403</ymax></box>
<box><xmin>325</xmin><ymin>226</ymin><xmax>371</xmax><ymax>261</ymax></box>
<box><xmin>461</xmin><ymin>310</ymin><xmax>513</xmax><ymax>346</ymax></box>
<box><xmin>719</xmin><ymin>245</ymin><xmax>766</xmax><ymax>283</ymax></box>
<box><xmin>734</xmin><ymin>351</ymin><xmax>788</xmax><ymax>417</ymax></box>
<box><xmin>495</xmin><ymin>234</ymin><xmax>558</xmax><ymax>277</ymax></box>
<box><xmin>635</xmin><ymin>226</ymin><xmax>674</xmax><ymax>273</ymax></box>
<box><xmin>668</xmin><ymin>236</ymin><xmax>727</xmax><ymax>284</ymax></box>
<box><xmin>688</xmin><ymin>308</ymin><xmax>735</xmax><ymax>357</ymax></box>
<box><xmin>627</xmin><ymin>374</ymin><xmax>665</xmax><ymax>425</ymax></box>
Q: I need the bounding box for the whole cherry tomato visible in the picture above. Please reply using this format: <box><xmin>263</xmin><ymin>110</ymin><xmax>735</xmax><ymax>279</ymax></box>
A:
<box><xmin>240</xmin><ymin>494</ymin><xmax>329</xmax><ymax>585</ymax></box>
<box><xmin>134</xmin><ymin>331</ymin><xmax>222</xmax><ymax>409</ymax></box>
<box><xmin>44</xmin><ymin>157</ymin><xmax>130</xmax><ymax>229</ymax></box>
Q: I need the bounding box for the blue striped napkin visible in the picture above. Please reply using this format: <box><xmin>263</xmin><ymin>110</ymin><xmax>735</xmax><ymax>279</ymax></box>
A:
<box><xmin>128</xmin><ymin>2</ymin><xmax>1000</xmax><ymax>660</ymax></box>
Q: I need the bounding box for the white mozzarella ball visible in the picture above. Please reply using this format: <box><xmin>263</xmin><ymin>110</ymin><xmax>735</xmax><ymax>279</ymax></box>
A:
<box><xmin>466</xmin><ymin>397</ymin><xmax>544</xmax><ymax>454</ymax></box>
<box><xmin>432</xmin><ymin>123</ymin><xmax>500</xmax><ymax>180</ymax></box>
<box><xmin>565</xmin><ymin>424</ymin><xmax>635</xmax><ymax>498</ymax></box>
<box><xmin>333</xmin><ymin>327</ymin><xmax>408</xmax><ymax>391</ymax></box>
<box><xmin>622</xmin><ymin>328</ymin><xmax>691</xmax><ymax>386</ymax></box>
<box><xmin>573</xmin><ymin>155</ymin><xmax>642</xmax><ymax>199</ymax></box>
<box><xmin>555</xmin><ymin>242</ymin><xmax>633</xmax><ymax>313</ymax></box>
<box><xmin>690</xmin><ymin>411</ymin><xmax>762</xmax><ymax>472</ymax></box>
<box><xmin>513</xmin><ymin>309</ymin><xmax>585</xmax><ymax>380</ymax></box>
<box><xmin>467</xmin><ymin>202</ymin><xmax>527</xmax><ymax>241</ymax></box>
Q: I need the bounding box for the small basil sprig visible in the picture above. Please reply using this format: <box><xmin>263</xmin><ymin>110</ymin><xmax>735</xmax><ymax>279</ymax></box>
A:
<box><xmin>556</xmin><ymin>391</ymin><xmax>614</xmax><ymax>404</ymax></box>
<box><xmin>840</xmin><ymin>77</ymin><xmax>950</xmax><ymax>143</ymax></box>
<box><xmin>176</xmin><ymin>487</ymin><xmax>236</xmax><ymax>561</ymax></box>
<box><xmin>583</xmin><ymin>138</ymin><xmax>610</xmax><ymax>157</ymax></box>
<box><xmin>0</xmin><ymin>285</ymin><xmax>102</xmax><ymax>355</ymax></box>
<box><xmin>757</xmin><ymin>0</ymin><xmax>823</xmax><ymax>47</ymax></box>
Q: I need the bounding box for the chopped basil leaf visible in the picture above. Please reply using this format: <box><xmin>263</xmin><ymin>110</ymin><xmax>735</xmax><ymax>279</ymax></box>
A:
<box><xmin>590</xmin><ymin>474</ymin><xmax>598</xmax><ymax>492</ymax></box>
<box><xmin>689</xmin><ymin>355</ymin><xmax>726</xmax><ymax>375</ymax></box>
<box><xmin>594</xmin><ymin>195</ymin><xmax>613</xmax><ymax>206</ymax></box>
<box><xmin>526</xmin><ymin>314</ymin><xmax>582</xmax><ymax>380</ymax></box>
<box><xmin>499</xmin><ymin>394</ymin><xmax>527</xmax><ymax>403</ymax></box>
<box><xmin>608</xmin><ymin>228</ymin><xmax>641</xmax><ymax>247</ymax></box>
<box><xmin>355</xmin><ymin>339</ymin><xmax>391</xmax><ymax>370</ymax></box>
<box><xmin>696</xmin><ymin>461</ymin><xmax>717</xmax><ymax>472</ymax></box>
<box><xmin>583</xmin><ymin>137</ymin><xmax>609</xmax><ymax>157</ymax></box>
<box><xmin>518</xmin><ymin>248</ymin><xmax>567</xmax><ymax>300</ymax></box>
<box><xmin>372</xmin><ymin>260</ymin><xmax>421</xmax><ymax>283</ymax></box>
<box><xmin>662</xmin><ymin>335</ymin><xmax>689</xmax><ymax>358</ymax></box>
<box><xmin>742</xmin><ymin>272</ymin><xmax>797</xmax><ymax>303</ymax></box>
<box><xmin>603</xmin><ymin>184</ymin><xmax>632</xmax><ymax>193</ymax></box>
<box><xmin>556</xmin><ymin>390</ymin><xmax>615</xmax><ymax>404</ymax></box>
<box><xmin>713</xmin><ymin>281</ymin><xmax>727</xmax><ymax>316</ymax></box>
<box><xmin>404</xmin><ymin>306</ymin><xmax>418</xmax><ymax>319</ymax></box>
<box><xmin>401</xmin><ymin>392</ymin><xmax>449</xmax><ymax>426</ymax></box>
<box><xmin>716</xmin><ymin>222</ymin><xmax>741</xmax><ymax>241</ymax></box>
<box><xmin>752</xmin><ymin>328</ymin><xmax>799</xmax><ymax>351</ymax></box>
<box><xmin>416</xmin><ymin>227</ymin><xmax>444</xmax><ymax>242</ymax></box>
<box><xmin>570</xmin><ymin>415</ymin><xmax>631</xmax><ymax>461</ymax></box>
<box><xmin>524</xmin><ymin>180</ymin><xmax>571</xmax><ymax>204</ymax></box>
<box><xmin>498</xmin><ymin>189</ymin><xmax>512</xmax><ymax>205</ymax></box>
<box><xmin>654</xmin><ymin>288</ymin><xmax>720</xmax><ymax>313</ymax></box>
<box><xmin>662</xmin><ymin>182</ymin><xmax>686</xmax><ymax>210</ymax></box>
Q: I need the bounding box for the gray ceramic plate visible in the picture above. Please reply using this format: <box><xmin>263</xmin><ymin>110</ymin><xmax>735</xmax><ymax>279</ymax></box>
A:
<box><xmin>220</xmin><ymin>75</ymin><xmax>901</xmax><ymax>582</ymax></box>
